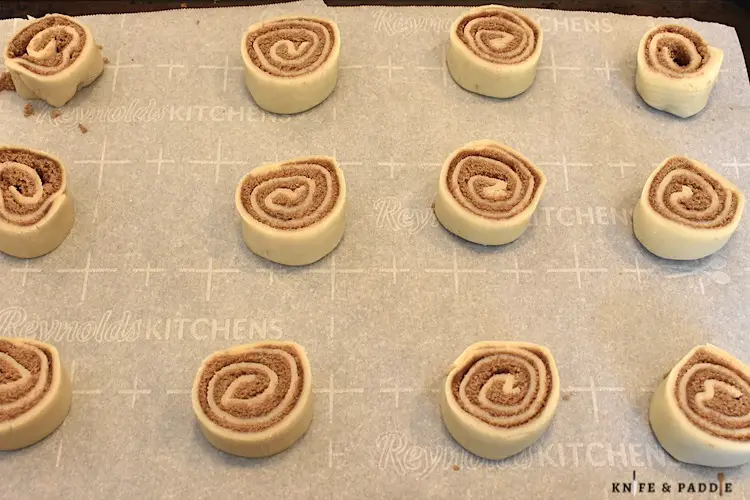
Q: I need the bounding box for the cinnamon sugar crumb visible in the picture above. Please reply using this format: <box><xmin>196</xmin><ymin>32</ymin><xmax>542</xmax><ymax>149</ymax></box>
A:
<box><xmin>0</xmin><ymin>72</ymin><xmax>14</xmax><ymax>92</ymax></box>
<box><xmin>562</xmin><ymin>392</ymin><xmax>571</xmax><ymax>401</ymax></box>
<box><xmin>78</xmin><ymin>124</ymin><xmax>88</xmax><ymax>134</ymax></box>
<box><xmin>51</xmin><ymin>110</ymin><xmax>62</xmax><ymax>119</ymax></box>
<box><xmin>103</xmin><ymin>57</ymin><xmax>110</xmax><ymax>64</ymax></box>
<box><xmin>452</xmin><ymin>465</ymin><xmax>460</xmax><ymax>471</ymax></box>
<box><xmin>23</xmin><ymin>103</ymin><xmax>34</xmax><ymax>117</ymax></box>
<box><xmin>97</xmin><ymin>44</ymin><xmax>103</xmax><ymax>50</ymax></box>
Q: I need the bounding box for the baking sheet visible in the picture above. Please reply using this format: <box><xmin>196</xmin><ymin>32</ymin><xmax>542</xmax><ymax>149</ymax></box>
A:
<box><xmin>1</xmin><ymin>1</ymin><xmax>749</xmax><ymax>498</ymax></box>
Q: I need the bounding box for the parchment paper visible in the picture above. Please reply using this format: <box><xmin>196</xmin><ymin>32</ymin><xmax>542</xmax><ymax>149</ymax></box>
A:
<box><xmin>1</xmin><ymin>1</ymin><xmax>749</xmax><ymax>498</ymax></box>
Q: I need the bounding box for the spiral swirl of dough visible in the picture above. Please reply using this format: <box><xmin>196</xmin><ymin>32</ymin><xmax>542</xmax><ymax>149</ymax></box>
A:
<box><xmin>643</xmin><ymin>24</ymin><xmax>711</xmax><ymax>78</ymax></box>
<box><xmin>0</xmin><ymin>149</ymin><xmax>66</xmax><ymax>227</ymax></box>
<box><xmin>648</xmin><ymin>157</ymin><xmax>739</xmax><ymax>228</ymax></box>
<box><xmin>195</xmin><ymin>344</ymin><xmax>307</xmax><ymax>432</ymax></box>
<box><xmin>6</xmin><ymin>15</ymin><xmax>87</xmax><ymax>75</ymax></box>
<box><xmin>240</xmin><ymin>157</ymin><xmax>341</xmax><ymax>230</ymax></box>
<box><xmin>445</xmin><ymin>144</ymin><xmax>543</xmax><ymax>220</ymax></box>
<box><xmin>0</xmin><ymin>339</ymin><xmax>54</xmax><ymax>423</ymax></box>
<box><xmin>455</xmin><ymin>7</ymin><xmax>539</xmax><ymax>64</ymax></box>
<box><xmin>449</xmin><ymin>345</ymin><xmax>554</xmax><ymax>428</ymax></box>
<box><xmin>245</xmin><ymin>17</ymin><xmax>336</xmax><ymax>77</ymax></box>
<box><xmin>674</xmin><ymin>347</ymin><xmax>750</xmax><ymax>441</ymax></box>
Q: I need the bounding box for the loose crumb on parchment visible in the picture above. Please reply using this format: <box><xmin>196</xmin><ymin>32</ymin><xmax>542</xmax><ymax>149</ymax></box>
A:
<box><xmin>78</xmin><ymin>124</ymin><xmax>89</xmax><ymax>134</ymax></box>
<box><xmin>51</xmin><ymin>109</ymin><xmax>62</xmax><ymax>119</ymax></box>
<box><xmin>103</xmin><ymin>57</ymin><xmax>110</xmax><ymax>64</ymax></box>
<box><xmin>23</xmin><ymin>103</ymin><xmax>34</xmax><ymax>117</ymax></box>
<box><xmin>0</xmin><ymin>72</ymin><xmax>14</xmax><ymax>92</ymax></box>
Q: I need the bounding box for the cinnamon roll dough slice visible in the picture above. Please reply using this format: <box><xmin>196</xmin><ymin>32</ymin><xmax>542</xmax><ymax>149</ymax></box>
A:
<box><xmin>0</xmin><ymin>338</ymin><xmax>72</xmax><ymax>451</ymax></box>
<box><xmin>241</xmin><ymin>15</ymin><xmax>340</xmax><ymax>114</ymax></box>
<box><xmin>235</xmin><ymin>156</ymin><xmax>346</xmax><ymax>266</ymax></box>
<box><xmin>447</xmin><ymin>5</ymin><xmax>543</xmax><ymax>98</ymax></box>
<box><xmin>434</xmin><ymin>140</ymin><xmax>546</xmax><ymax>245</ymax></box>
<box><xmin>4</xmin><ymin>14</ymin><xmax>104</xmax><ymax>107</ymax></box>
<box><xmin>633</xmin><ymin>156</ymin><xmax>744</xmax><ymax>260</ymax></box>
<box><xmin>0</xmin><ymin>147</ymin><xmax>75</xmax><ymax>259</ymax></box>
<box><xmin>192</xmin><ymin>341</ymin><xmax>313</xmax><ymax>458</ymax></box>
<box><xmin>441</xmin><ymin>341</ymin><xmax>560</xmax><ymax>460</ymax></box>
<box><xmin>650</xmin><ymin>344</ymin><xmax>750</xmax><ymax>467</ymax></box>
<box><xmin>636</xmin><ymin>24</ymin><xmax>723</xmax><ymax>118</ymax></box>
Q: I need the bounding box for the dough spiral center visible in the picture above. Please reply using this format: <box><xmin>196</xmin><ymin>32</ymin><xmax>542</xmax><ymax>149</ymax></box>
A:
<box><xmin>648</xmin><ymin>157</ymin><xmax>738</xmax><ymax>228</ymax></box>
<box><xmin>196</xmin><ymin>345</ymin><xmax>305</xmax><ymax>432</ymax></box>
<box><xmin>456</xmin><ymin>8</ymin><xmax>539</xmax><ymax>64</ymax></box>
<box><xmin>644</xmin><ymin>25</ymin><xmax>710</xmax><ymax>78</ymax></box>
<box><xmin>240</xmin><ymin>158</ymin><xmax>341</xmax><ymax>230</ymax></box>
<box><xmin>0</xmin><ymin>339</ymin><xmax>54</xmax><ymax>423</ymax></box>
<box><xmin>675</xmin><ymin>348</ymin><xmax>750</xmax><ymax>441</ymax></box>
<box><xmin>446</xmin><ymin>146</ymin><xmax>542</xmax><ymax>220</ymax></box>
<box><xmin>0</xmin><ymin>149</ymin><xmax>65</xmax><ymax>227</ymax></box>
<box><xmin>6</xmin><ymin>15</ymin><xmax>87</xmax><ymax>75</ymax></box>
<box><xmin>246</xmin><ymin>18</ymin><xmax>336</xmax><ymax>77</ymax></box>
<box><xmin>450</xmin><ymin>347</ymin><xmax>553</xmax><ymax>428</ymax></box>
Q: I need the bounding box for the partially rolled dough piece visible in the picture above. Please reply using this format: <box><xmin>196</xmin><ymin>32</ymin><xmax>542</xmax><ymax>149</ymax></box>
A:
<box><xmin>0</xmin><ymin>337</ymin><xmax>72</xmax><ymax>451</ymax></box>
<box><xmin>0</xmin><ymin>146</ymin><xmax>75</xmax><ymax>258</ymax></box>
<box><xmin>192</xmin><ymin>341</ymin><xmax>313</xmax><ymax>458</ymax></box>
<box><xmin>4</xmin><ymin>14</ymin><xmax>104</xmax><ymax>107</ymax></box>
<box><xmin>447</xmin><ymin>5</ymin><xmax>543</xmax><ymax>98</ymax></box>
<box><xmin>235</xmin><ymin>156</ymin><xmax>346</xmax><ymax>266</ymax></box>
<box><xmin>440</xmin><ymin>341</ymin><xmax>560</xmax><ymax>460</ymax></box>
<box><xmin>241</xmin><ymin>15</ymin><xmax>340</xmax><ymax>114</ymax></box>
<box><xmin>633</xmin><ymin>156</ymin><xmax>744</xmax><ymax>260</ymax></box>
<box><xmin>649</xmin><ymin>344</ymin><xmax>750</xmax><ymax>467</ymax></box>
<box><xmin>434</xmin><ymin>140</ymin><xmax>546</xmax><ymax>245</ymax></box>
<box><xmin>635</xmin><ymin>24</ymin><xmax>723</xmax><ymax>118</ymax></box>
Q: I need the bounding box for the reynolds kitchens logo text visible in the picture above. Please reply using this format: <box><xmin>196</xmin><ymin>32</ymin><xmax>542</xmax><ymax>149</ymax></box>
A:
<box><xmin>35</xmin><ymin>99</ymin><xmax>296</xmax><ymax>125</ymax></box>
<box><xmin>377</xmin><ymin>432</ymin><xmax>665</xmax><ymax>479</ymax></box>
<box><xmin>36</xmin><ymin>99</ymin><xmax>166</xmax><ymax>126</ymax></box>
<box><xmin>375</xmin><ymin>198</ymin><xmax>631</xmax><ymax>233</ymax></box>
<box><xmin>530</xmin><ymin>205</ymin><xmax>631</xmax><ymax>227</ymax></box>
<box><xmin>373</xmin><ymin>10</ymin><xmax>612</xmax><ymax>37</ymax></box>
<box><xmin>0</xmin><ymin>307</ymin><xmax>282</xmax><ymax>343</ymax></box>
<box><xmin>373</xmin><ymin>10</ymin><xmax>452</xmax><ymax>37</ymax></box>
<box><xmin>375</xmin><ymin>198</ymin><xmax>438</xmax><ymax>234</ymax></box>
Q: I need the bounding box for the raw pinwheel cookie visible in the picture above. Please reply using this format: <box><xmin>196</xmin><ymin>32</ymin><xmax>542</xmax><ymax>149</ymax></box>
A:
<box><xmin>434</xmin><ymin>140</ymin><xmax>546</xmax><ymax>245</ymax></box>
<box><xmin>447</xmin><ymin>5</ymin><xmax>543</xmax><ymax>98</ymax></box>
<box><xmin>440</xmin><ymin>341</ymin><xmax>560</xmax><ymax>460</ymax></box>
<box><xmin>0</xmin><ymin>146</ymin><xmax>74</xmax><ymax>258</ymax></box>
<box><xmin>633</xmin><ymin>156</ymin><xmax>743</xmax><ymax>260</ymax></box>
<box><xmin>650</xmin><ymin>344</ymin><xmax>750</xmax><ymax>467</ymax></box>
<box><xmin>235</xmin><ymin>156</ymin><xmax>346</xmax><ymax>266</ymax></box>
<box><xmin>4</xmin><ymin>14</ymin><xmax>104</xmax><ymax>107</ymax></box>
<box><xmin>192</xmin><ymin>341</ymin><xmax>313</xmax><ymax>458</ymax></box>
<box><xmin>0</xmin><ymin>338</ymin><xmax>72</xmax><ymax>450</ymax></box>
<box><xmin>241</xmin><ymin>15</ymin><xmax>340</xmax><ymax>114</ymax></box>
<box><xmin>636</xmin><ymin>24</ymin><xmax>722</xmax><ymax>118</ymax></box>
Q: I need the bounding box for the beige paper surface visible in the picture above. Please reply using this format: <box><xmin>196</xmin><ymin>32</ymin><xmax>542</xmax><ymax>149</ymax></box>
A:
<box><xmin>0</xmin><ymin>1</ymin><xmax>749</xmax><ymax>497</ymax></box>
